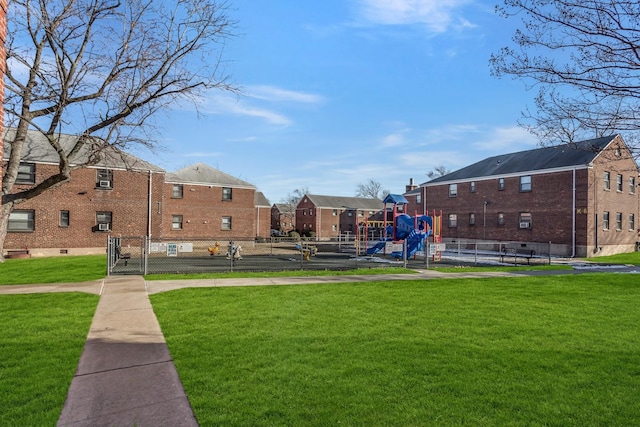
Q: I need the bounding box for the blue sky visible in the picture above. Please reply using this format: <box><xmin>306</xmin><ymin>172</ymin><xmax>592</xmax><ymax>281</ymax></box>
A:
<box><xmin>147</xmin><ymin>0</ymin><xmax>540</xmax><ymax>203</ymax></box>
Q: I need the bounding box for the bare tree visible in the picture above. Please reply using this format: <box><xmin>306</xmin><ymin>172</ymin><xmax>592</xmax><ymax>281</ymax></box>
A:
<box><xmin>490</xmin><ymin>0</ymin><xmax>640</xmax><ymax>156</ymax></box>
<box><xmin>426</xmin><ymin>165</ymin><xmax>451</xmax><ymax>180</ymax></box>
<box><xmin>278</xmin><ymin>186</ymin><xmax>310</xmax><ymax>230</ymax></box>
<box><xmin>355</xmin><ymin>179</ymin><xmax>387</xmax><ymax>199</ymax></box>
<box><xmin>0</xmin><ymin>0</ymin><xmax>236</xmax><ymax>260</ymax></box>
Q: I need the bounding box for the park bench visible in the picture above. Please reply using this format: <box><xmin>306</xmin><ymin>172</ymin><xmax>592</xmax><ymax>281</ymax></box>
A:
<box><xmin>500</xmin><ymin>247</ymin><xmax>536</xmax><ymax>265</ymax></box>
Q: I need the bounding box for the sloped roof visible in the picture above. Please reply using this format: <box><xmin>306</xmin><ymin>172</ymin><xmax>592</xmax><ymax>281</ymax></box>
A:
<box><xmin>425</xmin><ymin>135</ymin><xmax>619</xmax><ymax>185</ymax></box>
<box><xmin>383</xmin><ymin>194</ymin><xmax>408</xmax><ymax>204</ymax></box>
<box><xmin>303</xmin><ymin>194</ymin><xmax>382</xmax><ymax>210</ymax></box>
<box><xmin>3</xmin><ymin>128</ymin><xmax>164</xmax><ymax>172</ymax></box>
<box><xmin>255</xmin><ymin>191</ymin><xmax>270</xmax><ymax>207</ymax></box>
<box><xmin>166</xmin><ymin>163</ymin><xmax>255</xmax><ymax>188</ymax></box>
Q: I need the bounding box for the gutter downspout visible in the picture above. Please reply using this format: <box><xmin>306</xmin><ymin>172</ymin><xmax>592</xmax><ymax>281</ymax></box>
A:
<box><xmin>147</xmin><ymin>170</ymin><xmax>153</xmax><ymax>239</ymax></box>
<box><xmin>572</xmin><ymin>168</ymin><xmax>576</xmax><ymax>258</ymax></box>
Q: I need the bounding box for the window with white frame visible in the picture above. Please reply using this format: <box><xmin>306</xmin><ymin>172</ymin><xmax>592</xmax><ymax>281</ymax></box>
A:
<box><xmin>222</xmin><ymin>187</ymin><xmax>232</xmax><ymax>201</ymax></box>
<box><xmin>448</xmin><ymin>213</ymin><xmax>457</xmax><ymax>228</ymax></box>
<box><xmin>332</xmin><ymin>209</ymin><xmax>338</xmax><ymax>216</ymax></box>
<box><xmin>96</xmin><ymin>169</ymin><xmax>113</xmax><ymax>189</ymax></box>
<box><xmin>603</xmin><ymin>211</ymin><xmax>610</xmax><ymax>230</ymax></box>
<box><xmin>630</xmin><ymin>177</ymin><xmax>636</xmax><ymax>194</ymax></box>
<box><xmin>520</xmin><ymin>175</ymin><xmax>532</xmax><ymax>192</ymax></box>
<box><xmin>60</xmin><ymin>210</ymin><xmax>70</xmax><ymax>227</ymax></box>
<box><xmin>497</xmin><ymin>212</ymin><xmax>505</xmax><ymax>226</ymax></box>
<box><xmin>449</xmin><ymin>184</ymin><xmax>458</xmax><ymax>197</ymax></box>
<box><xmin>616</xmin><ymin>212</ymin><xmax>623</xmax><ymax>231</ymax></box>
<box><xmin>498</xmin><ymin>178</ymin><xmax>505</xmax><ymax>191</ymax></box>
<box><xmin>469</xmin><ymin>213</ymin><xmax>475</xmax><ymax>225</ymax></box>
<box><xmin>8</xmin><ymin>210</ymin><xmax>35</xmax><ymax>232</ymax></box>
<box><xmin>416</xmin><ymin>193</ymin><xmax>422</xmax><ymax>203</ymax></box>
<box><xmin>221</xmin><ymin>216</ymin><xmax>232</xmax><ymax>230</ymax></box>
<box><xmin>519</xmin><ymin>212</ymin><xmax>532</xmax><ymax>229</ymax></box>
<box><xmin>16</xmin><ymin>163</ymin><xmax>36</xmax><ymax>184</ymax></box>
<box><xmin>470</xmin><ymin>181</ymin><xmax>476</xmax><ymax>193</ymax></box>
<box><xmin>172</xmin><ymin>215</ymin><xmax>183</xmax><ymax>230</ymax></box>
<box><xmin>617</xmin><ymin>174</ymin><xmax>623</xmax><ymax>192</ymax></box>
<box><xmin>629</xmin><ymin>213</ymin><xmax>635</xmax><ymax>232</ymax></box>
<box><xmin>96</xmin><ymin>211</ymin><xmax>112</xmax><ymax>231</ymax></box>
<box><xmin>332</xmin><ymin>224</ymin><xmax>337</xmax><ymax>231</ymax></box>
<box><xmin>172</xmin><ymin>184</ymin><xmax>183</xmax><ymax>199</ymax></box>
<box><xmin>603</xmin><ymin>172</ymin><xmax>610</xmax><ymax>190</ymax></box>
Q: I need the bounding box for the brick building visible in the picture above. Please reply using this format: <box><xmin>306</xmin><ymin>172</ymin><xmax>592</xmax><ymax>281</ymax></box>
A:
<box><xmin>3</xmin><ymin>132</ymin><xmax>268</xmax><ymax>256</ymax></box>
<box><xmin>255</xmin><ymin>192</ymin><xmax>271</xmax><ymax>239</ymax></box>
<box><xmin>296</xmin><ymin>194</ymin><xmax>383</xmax><ymax>239</ymax></box>
<box><xmin>0</xmin><ymin>0</ymin><xmax>6</xmax><ymax>193</ymax></box>
<box><xmin>271</xmin><ymin>203</ymin><xmax>296</xmax><ymax>235</ymax></box>
<box><xmin>415</xmin><ymin>135</ymin><xmax>640</xmax><ymax>257</ymax></box>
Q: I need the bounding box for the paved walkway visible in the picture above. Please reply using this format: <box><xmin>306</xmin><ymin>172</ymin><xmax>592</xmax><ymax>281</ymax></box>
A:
<box><xmin>57</xmin><ymin>276</ymin><xmax>198</xmax><ymax>427</ymax></box>
<box><xmin>1</xmin><ymin>266</ymin><xmax>636</xmax><ymax>426</ymax></box>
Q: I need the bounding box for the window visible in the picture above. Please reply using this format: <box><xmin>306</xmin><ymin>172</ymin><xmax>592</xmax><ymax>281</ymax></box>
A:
<box><xmin>416</xmin><ymin>193</ymin><xmax>422</xmax><ymax>203</ymax></box>
<box><xmin>221</xmin><ymin>216</ymin><xmax>232</xmax><ymax>230</ymax></box>
<box><xmin>519</xmin><ymin>212</ymin><xmax>532</xmax><ymax>229</ymax></box>
<box><xmin>8</xmin><ymin>210</ymin><xmax>35</xmax><ymax>232</ymax></box>
<box><xmin>629</xmin><ymin>214</ymin><xmax>635</xmax><ymax>232</ymax></box>
<box><xmin>358</xmin><ymin>210</ymin><xmax>364</xmax><ymax>217</ymax></box>
<box><xmin>172</xmin><ymin>215</ymin><xmax>183</xmax><ymax>230</ymax></box>
<box><xmin>222</xmin><ymin>187</ymin><xmax>232</xmax><ymax>201</ymax></box>
<box><xmin>603</xmin><ymin>211</ymin><xmax>610</xmax><ymax>230</ymax></box>
<box><xmin>60</xmin><ymin>210</ymin><xmax>70</xmax><ymax>227</ymax></box>
<box><xmin>16</xmin><ymin>163</ymin><xmax>36</xmax><ymax>184</ymax></box>
<box><xmin>96</xmin><ymin>169</ymin><xmax>113</xmax><ymax>189</ymax></box>
<box><xmin>448</xmin><ymin>214</ymin><xmax>457</xmax><ymax>228</ymax></box>
<box><xmin>616</xmin><ymin>212</ymin><xmax>623</xmax><ymax>231</ymax></box>
<box><xmin>332</xmin><ymin>224</ymin><xmax>337</xmax><ymax>231</ymax></box>
<box><xmin>348</xmin><ymin>211</ymin><xmax>353</xmax><ymax>217</ymax></box>
<box><xmin>172</xmin><ymin>184</ymin><xmax>183</xmax><ymax>199</ymax></box>
<box><xmin>520</xmin><ymin>175</ymin><xmax>532</xmax><ymax>192</ymax></box>
<box><xmin>470</xmin><ymin>181</ymin><xmax>476</xmax><ymax>193</ymax></box>
<box><xmin>469</xmin><ymin>213</ymin><xmax>475</xmax><ymax>225</ymax></box>
<box><xmin>498</xmin><ymin>178</ymin><xmax>505</xmax><ymax>191</ymax></box>
<box><xmin>497</xmin><ymin>212</ymin><xmax>505</xmax><ymax>226</ymax></box>
<box><xmin>603</xmin><ymin>172</ymin><xmax>610</xmax><ymax>190</ymax></box>
<box><xmin>332</xmin><ymin>209</ymin><xmax>338</xmax><ymax>216</ymax></box>
<box><xmin>449</xmin><ymin>184</ymin><xmax>458</xmax><ymax>197</ymax></box>
<box><xmin>630</xmin><ymin>177</ymin><xmax>636</xmax><ymax>194</ymax></box>
<box><xmin>617</xmin><ymin>174</ymin><xmax>623</xmax><ymax>192</ymax></box>
<box><xmin>96</xmin><ymin>211</ymin><xmax>112</xmax><ymax>231</ymax></box>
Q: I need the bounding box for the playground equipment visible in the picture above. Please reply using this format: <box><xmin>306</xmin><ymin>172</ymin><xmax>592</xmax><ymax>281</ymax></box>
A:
<box><xmin>360</xmin><ymin>194</ymin><xmax>441</xmax><ymax>260</ymax></box>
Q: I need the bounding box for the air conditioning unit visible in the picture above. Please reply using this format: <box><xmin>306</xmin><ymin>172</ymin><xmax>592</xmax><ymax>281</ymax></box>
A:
<box><xmin>519</xmin><ymin>222</ymin><xmax>531</xmax><ymax>229</ymax></box>
<box><xmin>98</xmin><ymin>223</ymin><xmax>110</xmax><ymax>231</ymax></box>
<box><xmin>99</xmin><ymin>180</ymin><xmax>111</xmax><ymax>188</ymax></box>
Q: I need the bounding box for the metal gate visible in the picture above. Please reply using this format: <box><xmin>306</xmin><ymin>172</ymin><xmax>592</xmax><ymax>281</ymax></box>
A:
<box><xmin>107</xmin><ymin>236</ymin><xmax>146</xmax><ymax>275</ymax></box>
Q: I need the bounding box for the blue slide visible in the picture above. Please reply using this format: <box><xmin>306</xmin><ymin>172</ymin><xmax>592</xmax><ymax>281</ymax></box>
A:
<box><xmin>366</xmin><ymin>214</ymin><xmax>432</xmax><ymax>258</ymax></box>
<box><xmin>366</xmin><ymin>240</ymin><xmax>387</xmax><ymax>255</ymax></box>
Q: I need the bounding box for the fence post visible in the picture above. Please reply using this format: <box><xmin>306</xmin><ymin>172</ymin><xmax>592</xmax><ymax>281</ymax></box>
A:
<box><xmin>144</xmin><ymin>236</ymin><xmax>149</xmax><ymax>276</ymax></box>
<box><xmin>548</xmin><ymin>241</ymin><xmax>552</xmax><ymax>265</ymax></box>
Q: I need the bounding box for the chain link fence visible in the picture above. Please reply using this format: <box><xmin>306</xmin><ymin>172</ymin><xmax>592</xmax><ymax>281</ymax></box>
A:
<box><xmin>107</xmin><ymin>236</ymin><xmax>555</xmax><ymax>275</ymax></box>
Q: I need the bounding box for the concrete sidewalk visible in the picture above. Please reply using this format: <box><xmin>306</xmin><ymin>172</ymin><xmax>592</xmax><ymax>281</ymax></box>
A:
<box><xmin>57</xmin><ymin>276</ymin><xmax>198</xmax><ymax>427</ymax></box>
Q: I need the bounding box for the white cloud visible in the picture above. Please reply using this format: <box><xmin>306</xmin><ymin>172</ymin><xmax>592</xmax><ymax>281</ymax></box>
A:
<box><xmin>356</xmin><ymin>0</ymin><xmax>472</xmax><ymax>33</ymax></box>
<box><xmin>246</xmin><ymin>85</ymin><xmax>325</xmax><ymax>104</ymax></box>
<box><xmin>200</xmin><ymin>93</ymin><xmax>292</xmax><ymax>126</ymax></box>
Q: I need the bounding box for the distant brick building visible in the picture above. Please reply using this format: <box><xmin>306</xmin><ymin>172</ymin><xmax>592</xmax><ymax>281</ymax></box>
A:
<box><xmin>271</xmin><ymin>203</ymin><xmax>296</xmax><ymax>235</ymax></box>
<box><xmin>2</xmin><ymin>131</ymin><xmax>268</xmax><ymax>256</ymax></box>
<box><xmin>296</xmin><ymin>194</ymin><xmax>383</xmax><ymax>239</ymax></box>
<box><xmin>0</xmin><ymin>0</ymin><xmax>6</xmax><ymax>193</ymax></box>
<box><xmin>414</xmin><ymin>135</ymin><xmax>640</xmax><ymax>257</ymax></box>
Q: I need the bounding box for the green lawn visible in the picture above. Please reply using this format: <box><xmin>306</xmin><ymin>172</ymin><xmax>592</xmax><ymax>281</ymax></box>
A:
<box><xmin>0</xmin><ymin>255</ymin><xmax>106</xmax><ymax>285</ymax></box>
<box><xmin>0</xmin><ymin>293</ymin><xmax>99</xmax><ymax>425</ymax></box>
<box><xmin>151</xmin><ymin>274</ymin><xmax>640</xmax><ymax>426</ymax></box>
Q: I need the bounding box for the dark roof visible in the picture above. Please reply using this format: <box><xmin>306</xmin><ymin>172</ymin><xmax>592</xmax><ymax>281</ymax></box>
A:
<box><xmin>166</xmin><ymin>163</ymin><xmax>255</xmax><ymax>188</ymax></box>
<box><xmin>425</xmin><ymin>135</ymin><xmax>618</xmax><ymax>185</ymax></box>
<box><xmin>255</xmin><ymin>191</ymin><xmax>270</xmax><ymax>207</ymax></box>
<box><xmin>302</xmin><ymin>194</ymin><xmax>382</xmax><ymax>210</ymax></box>
<box><xmin>3</xmin><ymin>128</ymin><xmax>164</xmax><ymax>172</ymax></box>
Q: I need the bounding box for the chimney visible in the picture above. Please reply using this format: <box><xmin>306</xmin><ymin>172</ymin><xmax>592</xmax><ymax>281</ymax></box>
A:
<box><xmin>405</xmin><ymin>178</ymin><xmax>417</xmax><ymax>193</ymax></box>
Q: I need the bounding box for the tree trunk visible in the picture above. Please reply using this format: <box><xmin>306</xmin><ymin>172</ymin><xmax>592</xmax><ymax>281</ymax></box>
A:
<box><xmin>0</xmin><ymin>201</ymin><xmax>15</xmax><ymax>263</ymax></box>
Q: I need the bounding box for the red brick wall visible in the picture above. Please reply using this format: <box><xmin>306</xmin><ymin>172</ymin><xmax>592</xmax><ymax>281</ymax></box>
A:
<box><xmin>162</xmin><ymin>184</ymin><xmax>256</xmax><ymax>239</ymax></box>
<box><xmin>255</xmin><ymin>206</ymin><xmax>270</xmax><ymax>238</ymax></box>
<box><xmin>4</xmin><ymin>164</ymin><xmax>164</xmax><ymax>254</ymax></box>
